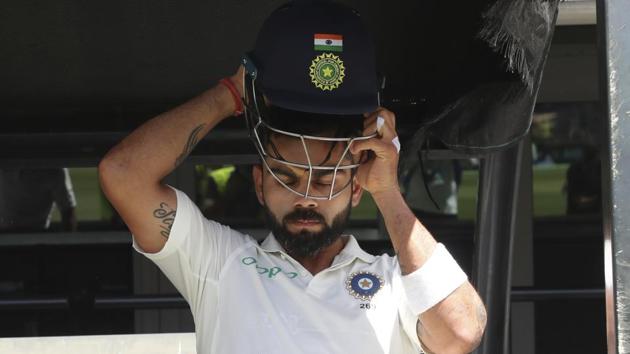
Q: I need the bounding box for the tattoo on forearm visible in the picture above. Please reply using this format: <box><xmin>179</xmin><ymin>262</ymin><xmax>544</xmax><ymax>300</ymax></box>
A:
<box><xmin>153</xmin><ymin>202</ymin><xmax>176</xmax><ymax>239</ymax></box>
<box><xmin>175</xmin><ymin>124</ymin><xmax>205</xmax><ymax>168</ymax></box>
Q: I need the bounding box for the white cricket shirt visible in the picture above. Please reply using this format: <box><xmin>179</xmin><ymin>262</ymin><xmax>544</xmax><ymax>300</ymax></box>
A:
<box><xmin>133</xmin><ymin>185</ymin><xmax>426</xmax><ymax>354</ymax></box>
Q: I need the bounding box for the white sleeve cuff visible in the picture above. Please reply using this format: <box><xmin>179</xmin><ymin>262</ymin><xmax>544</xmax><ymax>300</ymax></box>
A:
<box><xmin>401</xmin><ymin>243</ymin><xmax>468</xmax><ymax>316</ymax></box>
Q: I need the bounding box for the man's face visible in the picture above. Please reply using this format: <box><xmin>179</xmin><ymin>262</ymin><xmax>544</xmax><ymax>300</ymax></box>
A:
<box><xmin>253</xmin><ymin>133</ymin><xmax>364</xmax><ymax>258</ymax></box>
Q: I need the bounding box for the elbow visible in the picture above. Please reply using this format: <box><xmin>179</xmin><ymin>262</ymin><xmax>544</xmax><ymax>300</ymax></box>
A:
<box><xmin>98</xmin><ymin>151</ymin><xmax>129</xmax><ymax>178</ymax></box>
<box><xmin>436</xmin><ymin>332</ymin><xmax>483</xmax><ymax>354</ymax></box>
<box><xmin>98</xmin><ymin>157</ymin><xmax>116</xmax><ymax>190</ymax></box>
<box><xmin>455</xmin><ymin>328</ymin><xmax>484</xmax><ymax>354</ymax></box>
<box><xmin>98</xmin><ymin>155</ymin><xmax>131</xmax><ymax>197</ymax></box>
<box><xmin>423</xmin><ymin>322</ymin><xmax>486</xmax><ymax>354</ymax></box>
<box><xmin>455</xmin><ymin>292</ymin><xmax>487</xmax><ymax>353</ymax></box>
<box><xmin>421</xmin><ymin>290</ymin><xmax>487</xmax><ymax>354</ymax></box>
<box><xmin>451</xmin><ymin>317</ymin><xmax>486</xmax><ymax>353</ymax></box>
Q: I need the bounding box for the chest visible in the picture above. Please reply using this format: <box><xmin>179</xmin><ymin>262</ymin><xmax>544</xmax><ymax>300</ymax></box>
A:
<box><xmin>213</xmin><ymin>251</ymin><xmax>403</xmax><ymax>354</ymax></box>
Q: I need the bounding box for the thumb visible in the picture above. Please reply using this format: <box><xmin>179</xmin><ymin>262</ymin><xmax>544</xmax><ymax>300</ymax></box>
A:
<box><xmin>230</xmin><ymin>65</ymin><xmax>245</xmax><ymax>98</ymax></box>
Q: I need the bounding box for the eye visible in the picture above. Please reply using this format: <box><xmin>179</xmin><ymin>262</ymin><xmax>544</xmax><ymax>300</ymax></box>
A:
<box><xmin>315</xmin><ymin>177</ymin><xmax>334</xmax><ymax>186</ymax></box>
<box><xmin>272</xmin><ymin>171</ymin><xmax>297</xmax><ymax>186</ymax></box>
<box><xmin>277</xmin><ymin>175</ymin><xmax>296</xmax><ymax>185</ymax></box>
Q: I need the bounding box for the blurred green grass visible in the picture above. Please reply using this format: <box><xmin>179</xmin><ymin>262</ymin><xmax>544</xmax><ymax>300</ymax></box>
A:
<box><xmin>532</xmin><ymin>164</ymin><xmax>568</xmax><ymax>216</ymax></box>
<box><xmin>53</xmin><ymin>164</ymin><xmax>570</xmax><ymax>222</ymax></box>
<box><xmin>51</xmin><ymin>168</ymin><xmax>106</xmax><ymax>222</ymax></box>
<box><xmin>456</xmin><ymin>164</ymin><xmax>569</xmax><ymax>220</ymax></box>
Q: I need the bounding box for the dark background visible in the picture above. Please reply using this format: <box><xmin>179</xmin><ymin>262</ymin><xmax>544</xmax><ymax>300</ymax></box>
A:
<box><xmin>0</xmin><ymin>1</ymin><xmax>605</xmax><ymax>353</ymax></box>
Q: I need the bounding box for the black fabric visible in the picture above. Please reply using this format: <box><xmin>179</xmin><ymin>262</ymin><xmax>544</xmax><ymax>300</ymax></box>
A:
<box><xmin>381</xmin><ymin>0</ymin><xmax>561</xmax><ymax>154</ymax></box>
<box><xmin>431</xmin><ymin>0</ymin><xmax>560</xmax><ymax>153</ymax></box>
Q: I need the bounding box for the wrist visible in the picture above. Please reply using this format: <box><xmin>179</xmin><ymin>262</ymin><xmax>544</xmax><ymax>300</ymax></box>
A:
<box><xmin>219</xmin><ymin>77</ymin><xmax>244</xmax><ymax>116</ymax></box>
<box><xmin>400</xmin><ymin>243</ymin><xmax>468</xmax><ymax>315</ymax></box>
<box><xmin>370</xmin><ymin>187</ymin><xmax>403</xmax><ymax>206</ymax></box>
<box><xmin>208</xmin><ymin>83</ymin><xmax>239</xmax><ymax>120</ymax></box>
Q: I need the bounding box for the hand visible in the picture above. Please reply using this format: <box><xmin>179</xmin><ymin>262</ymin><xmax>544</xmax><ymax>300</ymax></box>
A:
<box><xmin>229</xmin><ymin>65</ymin><xmax>245</xmax><ymax>99</ymax></box>
<box><xmin>349</xmin><ymin>107</ymin><xmax>401</xmax><ymax>197</ymax></box>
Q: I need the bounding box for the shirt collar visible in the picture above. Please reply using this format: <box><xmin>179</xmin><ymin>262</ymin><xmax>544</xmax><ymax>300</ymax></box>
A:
<box><xmin>260</xmin><ymin>232</ymin><xmax>376</xmax><ymax>264</ymax></box>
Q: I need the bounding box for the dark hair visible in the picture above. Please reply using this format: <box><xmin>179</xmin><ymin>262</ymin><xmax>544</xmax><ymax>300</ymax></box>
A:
<box><xmin>266</xmin><ymin>105</ymin><xmax>364</xmax><ymax>138</ymax></box>
<box><xmin>257</xmin><ymin>105</ymin><xmax>364</xmax><ymax>164</ymax></box>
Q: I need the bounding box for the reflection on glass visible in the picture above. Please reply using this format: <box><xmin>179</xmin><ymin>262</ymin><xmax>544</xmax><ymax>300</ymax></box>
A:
<box><xmin>565</xmin><ymin>147</ymin><xmax>601</xmax><ymax>214</ymax></box>
<box><xmin>401</xmin><ymin>158</ymin><xmax>460</xmax><ymax>220</ymax></box>
<box><xmin>457</xmin><ymin>166</ymin><xmax>479</xmax><ymax>221</ymax></box>
<box><xmin>0</xmin><ymin>168</ymin><xmax>77</xmax><ymax>232</ymax></box>
<box><xmin>46</xmin><ymin>168</ymin><xmax>118</xmax><ymax>229</ymax></box>
<box><xmin>193</xmin><ymin>164</ymin><xmax>380</xmax><ymax>223</ymax></box>
<box><xmin>399</xmin><ymin>153</ymin><xmax>479</xmax><ymax>221</ymax></box>
<box><xmin>195</xmin><ymin>164</ymin><xmax>262</xmax><ymax>223</ymax></box>
<box><xmin>531</xmin><ymin>102</ymin><xmax>601</xmax><ymax>217</ymax></box>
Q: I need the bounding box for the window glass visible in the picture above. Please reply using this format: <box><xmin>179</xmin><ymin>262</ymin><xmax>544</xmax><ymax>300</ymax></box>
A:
<box><xmin>530</xmin><ymin>101</ymin><xmax>604</xmax><ymax>353</ymax></box>
<box><xmin>1</xmin><ymin>167</ymin><xmax>81</xmax><ymax>232</ymax></box>
<box><xmin>398</xmin><ymin>152</ymin><xmax>479</xmax><ymax>222</ymax></box>
<box><xmin>531</xmin><ymin>101</ymin><xmax>601</xmax><ymax>217</ymax></box>
<box><xmin>49</xmin><ymin>168</ymin><xmax>110</xmax><ymax>225</ymax></box>
<box><xmin>457</xmin><ymin>166</ymin><xmax>479</xmax><ymax>221</ymax></box>
<box><xmin>193</xmin><ymin>164</ymin><xmax>381</xmax><ymax>224</ymax></box>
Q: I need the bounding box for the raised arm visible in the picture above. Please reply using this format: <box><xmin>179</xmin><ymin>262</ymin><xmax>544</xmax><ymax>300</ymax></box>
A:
<box><xmin>98</xmin><ymin>67</ymin><xmax>243</xmax><ymax>253</ymax></box>
<box><xmin>351</xmin><ymin>107</ymin><xmax>486</xmax><ymax>353</ymax></box>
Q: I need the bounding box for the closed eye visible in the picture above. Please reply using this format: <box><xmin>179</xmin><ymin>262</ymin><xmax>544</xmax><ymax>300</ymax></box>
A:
<box><xmin>314</xmin><ymin>170</ymin><xmax>348</xmax><ymax>183</ymax></box>
<box><xmin>315</xmin><ymin>180</ymin><xmax>333</xmax><ymax>186</ymax></box>
<box><xmin>270</xmin><ymin>168</ymin><xmax>298</xmax><ymax>185</ymax></box>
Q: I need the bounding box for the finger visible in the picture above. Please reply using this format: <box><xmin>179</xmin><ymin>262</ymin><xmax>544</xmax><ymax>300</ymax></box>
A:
<box><xmin>363</xmin><ymin>109</ymin><xmax>383</xmax><ymax>124</ymax></box>
<box><xmin>392</xmin><ymin>136</ymin><xmax>401</xmax><ymax>154</ymax></box>
<box><xmin>362</xmin><ymin>108</ymin><xmax>396</xmax><ymax>137</ymax></box>
<box><xmin>231</xmin><ymin>65</ymin><xmax>246</xmax><ymax>98</ymax></box>
<box><xmin>363</xmin><ymin>114</ymin><xmax>377</xmax><ymax>130</ymax></box>
<box><xmin>363</xmin><ymin>116</ymin><xmax>396</xmax><ymax>140</ymax></box>
<box><xmin>377</xmin><ymin>116</ymin><xmax>385</xmax><ymax>134</ymax></box>
<box><xmin>376</xmin><ymin>109</ymin><xmax>396</xmax><ymax>130</ymax></box>
<box><xmin>350</xmin><ymin>137</ymin><xmax>398</xmax><ymax>159</ymax></box>
<box><xmin>362</xmin><ymin>118</ymin><xmax>378</xmax><ymax>136</ymax></box>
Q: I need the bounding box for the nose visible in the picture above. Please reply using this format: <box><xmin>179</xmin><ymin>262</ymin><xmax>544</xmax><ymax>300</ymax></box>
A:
<box><xmin>288</xmin><ymin>172</ymin><xmax>321</xmax><ymax>207</ymax></box>
<box><xmin>293</xmin><ymin>194</ymin><xmax>319</xmax><ymax>209</ymax></box>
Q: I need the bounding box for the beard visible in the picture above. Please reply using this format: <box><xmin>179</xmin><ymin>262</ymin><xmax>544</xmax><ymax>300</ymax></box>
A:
<box><xmin>263</xmin><ymin>200</ymin><xmax>352</xmax><ymax>259</ymax></box>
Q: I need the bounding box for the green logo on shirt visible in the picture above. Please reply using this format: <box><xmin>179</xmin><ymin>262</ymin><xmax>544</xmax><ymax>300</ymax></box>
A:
<box><xmin>241</xmin><ymin>257</ymin><xmax>298</xmax><ymax>279</ymax></box>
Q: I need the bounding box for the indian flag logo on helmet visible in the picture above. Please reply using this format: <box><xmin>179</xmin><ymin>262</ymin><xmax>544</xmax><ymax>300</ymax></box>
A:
<box><xmin>314</xmin><ymin>33</ymin><xmax>343</xmax><ymax>52</ymax></box>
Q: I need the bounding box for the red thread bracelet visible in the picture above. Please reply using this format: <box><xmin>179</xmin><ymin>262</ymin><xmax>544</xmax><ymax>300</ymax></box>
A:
<box><xmin>219</xmin><ymin>78</ymin><xmax>244</xmax><ymax>116</ymax></box>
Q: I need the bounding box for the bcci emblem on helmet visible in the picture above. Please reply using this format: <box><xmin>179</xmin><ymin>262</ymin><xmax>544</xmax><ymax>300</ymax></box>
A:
<box><xmin>309</xmin><ymin>53</ymin><xmax>345</xmax><ymax>91</ymax></box>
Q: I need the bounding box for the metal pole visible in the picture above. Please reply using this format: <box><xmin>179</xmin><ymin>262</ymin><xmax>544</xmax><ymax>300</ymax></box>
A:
<box><xmin>472</xmin><ymin>140</ymin><xmax>525</xmax><ymax>354</ymax></box>
<box><xmin>599</xmin><ymin>0</ymin><xmax>630</xmax><ymax>352</ymax></box>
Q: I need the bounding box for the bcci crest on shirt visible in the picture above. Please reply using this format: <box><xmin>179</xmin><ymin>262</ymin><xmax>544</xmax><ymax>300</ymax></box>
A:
<box><xmin>346</xmin><ymin>271</ymin><xmax>384</xmax><ymax>301</ymax></box>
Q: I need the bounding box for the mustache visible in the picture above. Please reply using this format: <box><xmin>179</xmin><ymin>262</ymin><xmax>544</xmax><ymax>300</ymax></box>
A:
<box><xmin>283</xmin><ymin>209</ymin><xmax>325</xmax><ymax>223</ymax></box>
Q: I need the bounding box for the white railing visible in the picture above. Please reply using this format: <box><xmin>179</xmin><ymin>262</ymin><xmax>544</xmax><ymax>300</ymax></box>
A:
<box><xmin>0</xmin><ymin>333</ymin><xmax>196</xmax><ymax>354</ymax></box>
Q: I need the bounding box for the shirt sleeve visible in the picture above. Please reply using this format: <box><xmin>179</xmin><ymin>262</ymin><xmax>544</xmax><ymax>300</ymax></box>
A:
<box><xmin>132</xmin><ymin>184</ymin><xmax>253</xmax><ymax>312</ymax></box>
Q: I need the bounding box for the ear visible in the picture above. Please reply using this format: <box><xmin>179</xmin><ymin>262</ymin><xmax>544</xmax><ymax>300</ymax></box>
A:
<box><xmin>252</xmin><ymin>164</ymin><xmax>265</xmax><ymax>205</ymax></box>
<box><xmin>350</xmin><ymin>175</ymin><xmax>363</xmax><ymax>207</ymax></box>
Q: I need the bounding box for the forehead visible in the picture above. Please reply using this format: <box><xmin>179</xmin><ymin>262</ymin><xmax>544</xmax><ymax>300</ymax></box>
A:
<box><xmin>267</xmin><ymin>134</ymin><xmax>353</xmax><ymax>168</ymax></box>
